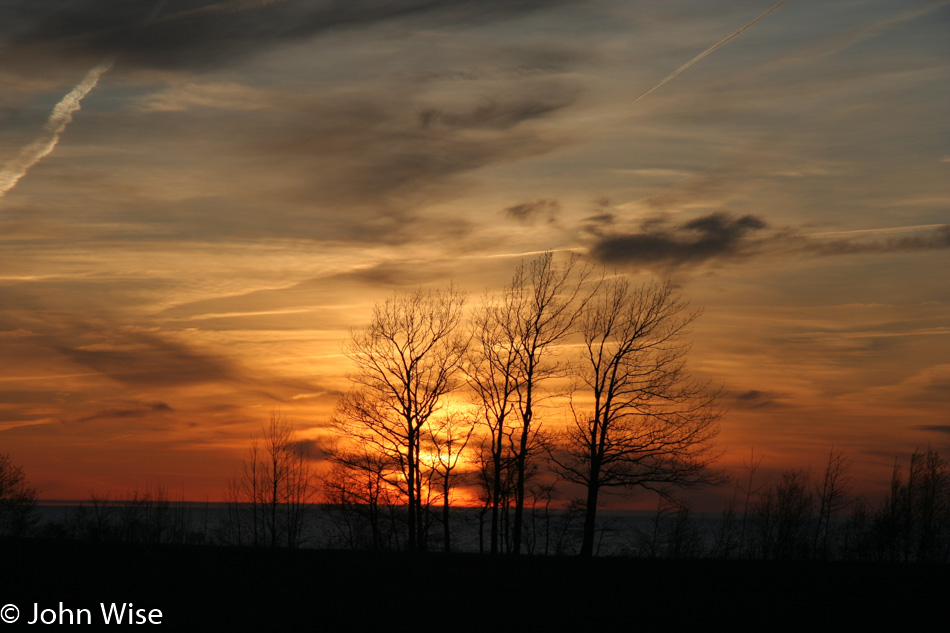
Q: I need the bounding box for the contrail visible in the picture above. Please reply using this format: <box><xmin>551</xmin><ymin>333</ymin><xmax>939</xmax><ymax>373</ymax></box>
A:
<box><xmin>0</xmin><ymin>60</ymin><xmax>113</xmax><ymax>200</ymax></box>
<box><xmin>634</xmin><ymin>0</ymin><xmax>793</xmax><ymax>104</ymax></box>
<box><xmin>0</xmin><ymin>1</ymin><xmax>173</xmax><ymax>202</ymax></box>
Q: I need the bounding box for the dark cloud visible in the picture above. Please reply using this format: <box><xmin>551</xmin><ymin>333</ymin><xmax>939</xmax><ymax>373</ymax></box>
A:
<box><xmin>0</xmin><ymin>0</ymin><xmax>581</xmax><ymax>72</ymax></box>
<box><xmin>420</xmin><ymin>92</ymin><xmax>576</xmax><ymax>131</ymax></box>
<box><xmin>504</xmin><ymin>199</ymin><xmax>560</xmax><ymax>224</ymax></box>
<box><xmin>581</xmin><ymin>212</ymin><xmax>616</xmax><ymax>234</ymax></box>
<box><xmin>731</xmin><ymin>389</ymin><xmax>784</xmax><ymax>410</ymax></box>
<box><xmin>589</xmin><ymin>212</ymin><xmax>768</xmax><ymax>268</ymax></box>
<box><xmin>914</xmin><ymin>425</ymin><xmax>950</xmax><ymax>436</ymax></box>
<box><xmin>587</xmin><ymin>211</ymin><xmax>950</xmax><ymax>270</ymax></box>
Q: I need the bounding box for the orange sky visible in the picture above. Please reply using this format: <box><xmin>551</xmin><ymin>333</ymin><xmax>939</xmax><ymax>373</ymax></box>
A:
<box><xmin>1</xmin><ymin>0</ymin><xmax>948</xmax><ymax>505</ymax></box>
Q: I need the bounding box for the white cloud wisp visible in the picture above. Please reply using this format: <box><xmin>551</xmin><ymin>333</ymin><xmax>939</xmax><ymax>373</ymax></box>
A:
<box><xmin>0</xmin><ymin>61</ymin><xmax>113</xmax><ymax>201</ymax></box>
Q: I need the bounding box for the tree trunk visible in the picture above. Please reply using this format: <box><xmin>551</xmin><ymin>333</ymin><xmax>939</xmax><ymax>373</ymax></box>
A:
<box><xmin>580</xmin><ymin>473</ymin><xmax>601</xmax><ymax>556</ymax></box>
<box><xmin>512</xmin><ymin>423</ymin><xmax>529</xmax><ymax>554</ymax></box>
<box><xmin>490</xmin><ymin>433</ymin><xmax>503</xmax><ymax>554</ymax></box>
<box><xmin>442</xmin><ymin>472</ymin><xmax>451</xmax><ymax>553</ymax></box>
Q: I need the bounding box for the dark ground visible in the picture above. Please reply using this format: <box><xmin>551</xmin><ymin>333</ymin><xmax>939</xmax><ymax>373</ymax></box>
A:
<box><xmin>1</xmin><ymin>538</ymin><xmax>945</xmax><ymax>629</ymax></box>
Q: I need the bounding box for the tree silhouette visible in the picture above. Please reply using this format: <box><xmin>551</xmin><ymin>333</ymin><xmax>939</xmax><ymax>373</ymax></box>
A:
<box><xmin>752</xmin><ymin>468</ymin><xmax>814</xmax><ymax>560</ymax></box>
<box><xmin>469</xmin><ymin>252</ymin><xmax>590</xmax><ymax>554</ymax></box>
<box><xmin>334</xmin><ymin>286</ymin><xmax>468</xmax><ymax>551</ymax></box>
<box><xmin>322</xmin><ymin>438</ymin><xmax>402</xmax><ymax>550</ymax></box>
<box><xmin>0</xmin><ymin>453</ymin><xmax>38</xmax><ymax>537</ymax></box>
<box><xmin>468</xmin><ymin>293</ymin><xmax>522</xmax><ymax>553</ymax></box>
<box><xmin>428</xmin><ymin>412</ymin><xmax>476</xmax><ymax>552</ymax></box>
<box><xmin>872</xmin><ymin>447</ymin><xmax>950</xmax><ymax>562</ymax></box>
<box><xmin>813</xmin><ymin>447</ymin><xmax>852</xmax><ymax>559</ymax></box>
<box><xmin>227</xmin><ymin>411</ymin><xmax>314</xmax><ymax>548</ymax></box>
<box><xmin>550</xmin><ymin>278</ymin><xmax>723</xmax><ymax>556</ymax></box>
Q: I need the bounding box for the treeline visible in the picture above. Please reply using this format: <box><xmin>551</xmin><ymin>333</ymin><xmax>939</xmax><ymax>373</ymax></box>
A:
<box><xmin>2</xmin><ymin>445</ymin><xmax>950</xmax><ymax>563</ymax></box>
<box><xmin>316</xmin><ymin>445</ymin><xmax>950</xmax><ymax>563</ymax></box>
<box><xmin>632</xmin><ymin>447</ymin><xmax>950</xmax><ymax>563</ymax></box>
<box><xmin>28</xmin><ymin>486</ymin><xmax>212</xmax><ymax>546</ymax></box>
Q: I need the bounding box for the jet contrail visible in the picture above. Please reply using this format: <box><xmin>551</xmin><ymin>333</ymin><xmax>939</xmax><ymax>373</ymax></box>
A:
<box><xmin>634</xmin><ymin>0</ymin><xmax>793</xmax><ymax>104</ymax></box>
<box><xmin>0</xmin><ymin>60</ymin><xmax>113</xmax><ymax>200</ymax></box>
<box><xmin>0</xmin><ymin>1</ymin><xmax>173</xmax><ymax>202</ymax></box>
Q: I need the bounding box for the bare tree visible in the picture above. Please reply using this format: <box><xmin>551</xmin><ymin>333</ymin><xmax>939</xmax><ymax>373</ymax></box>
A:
<box><xmin>467</xmin><ymin>295</ymin><xmax>522</xmax><ymax>554</ymax></box>
<box><xmin>427</xmin><ymin>412</ymin><xmax>476</xmax><ymax>552</ymax></box>
<box><xmin>0</xmin><ymin>453</ymin><xmax>38</xmax><ymax>537</ymax></box>
<box><xmin>813</xmin><ymin>446</ymin><xmax>852</xmax><ymax>559</ymax></box>
<box><xmin>322</xmin><ymin>438</ymin><xmax>403</xmax><ymax>550</ymax></box>
<box><xmin>872</xmin><ymin>447</ymin><xmax>950</xmax><ymax>562</ymax></box>
<box><xmin>752</xmin><ymin>468</ymin><xmax>814</xmax><ymax>560</ymax></box>
<box><xmin>227</xmin><ymin>411</ymin><xmax>315</xmax><ymax>548</ymax></box>
<box><xmin>551</xmin><ymin>277</ymin><xmax>723</xmax><ymax>556</ymax></box>
<box><xmin>334</xmin><ymin>286</ymin><xmax>468</xmax><ymax>551</ymax></box>
<box><xmin>636</xmin><ymin>495</ymin><xmax>704</xmax><ymax>559</ymax></box>
<box><xmin>737</xmin><ymin>447</ymin><xmax>763</xmax><ymax>558</ymax></box>
<box><xmin>471</xmin><ymin>435</ymin><xmax>514</xmax><ymax>553</ymax></box>
<box><xmin>469</xmin><ymin>252</ymin><xmax>590</xmax><ymax>554</ymax></box>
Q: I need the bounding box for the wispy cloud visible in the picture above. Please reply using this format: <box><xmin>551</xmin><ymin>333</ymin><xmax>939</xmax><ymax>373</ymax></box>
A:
<box><xmin>0</xmin><ymin>60</ymin><xmax>112</xmax><ymax>201</ymax></box>
<box><xmin>134</xmin><ymin>81</ymin><xmax>271</xmax><ymax>112</ymax></box>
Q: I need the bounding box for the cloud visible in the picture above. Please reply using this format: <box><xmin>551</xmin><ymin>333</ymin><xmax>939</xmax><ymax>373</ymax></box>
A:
<box><xmin>134</xmin><ymin>81</ymin><xmax>272</xmax><ymax>112</ymax></box>
<box><xmin>504</xmin><ymin>199</ymin><xmax>560</xmax><ymax>225</ymax></box>
<box><xmin>0</xmin><ymin>73</ymin><xmax>579</xmax><ymax>247</ymax></box>
<box><xmin>589</xmin><ymin>212</ymin><xmax>767</xmax><ymax>268</ymax></box>
<box><xmin>1</xmin><ymin>0</ymin><xmax>580</xmax><ymax>72</ymax></box>
<box><xmin>587</xmin><ymin>211</ymin><xmax>950</xmax><ymax>270</ymax></box>
<box><xmin>288</xmin><ymin>438</ymin><xmax>329</xmax><ymax>461</ymax></box>
<box><xmin>0</xmin><ymin>2</ymin><xmax>586</xmax><ymax>249</ymax></box>
<box><xmin>420</xmin><ymin>92</ymin><xmax>576</xmax><ymax>131</ymax></box>
<box><xmin>232</xmin><ymin>86</ymin><xmax>578</xmax><ymax>242</ymax></box>
<box><xmin>74</xmin><ymin>401</ymin><xmax>175</xmax><ymax>424</ymax></box>
<box><xmin>729</xmin><ymin>389</ymin><xmax>788</xmax><ymax>410</ymax></box>
<box><xmin>807</xmin><ymin>225</ymin><xmax>950</xmax><ymax>256</ymax></box>
<box><xmin>157</xmin><ymin>260</ymin><xmax>458</xmax><ymax>327</ymax></box>
<box><xmin>54</xmin><ymin>329</ymin><xmax>241</xmax><ymax>388</ymax></box>
<box><xmin>0</xmin><ymin>61</ymin><xmax>112</xmax><ymax>200</ymax></box>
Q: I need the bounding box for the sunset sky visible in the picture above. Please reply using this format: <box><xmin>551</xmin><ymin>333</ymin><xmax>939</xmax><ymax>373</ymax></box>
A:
<box><xmin>1</xmin><ymin>0</ymin><xmax>947</xmax><ymax>504</ymax></box>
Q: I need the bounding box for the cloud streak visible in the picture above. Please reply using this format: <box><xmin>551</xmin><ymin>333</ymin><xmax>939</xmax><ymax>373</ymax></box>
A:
<box><xmin>0</xmin><ymin>60</ymin><xmax>112</xmax><ymax>201</ymax></box>
<box><xmin>633</xmin><ymin>0</ymin><xmax>793</xmax><ymax>104</ymax></box>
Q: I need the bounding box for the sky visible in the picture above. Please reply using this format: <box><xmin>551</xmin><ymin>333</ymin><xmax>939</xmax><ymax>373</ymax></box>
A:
<box><xmin>1</xmin><ymin>0</ymin><xmax>948</xmax><ymax>504</ymax></box>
